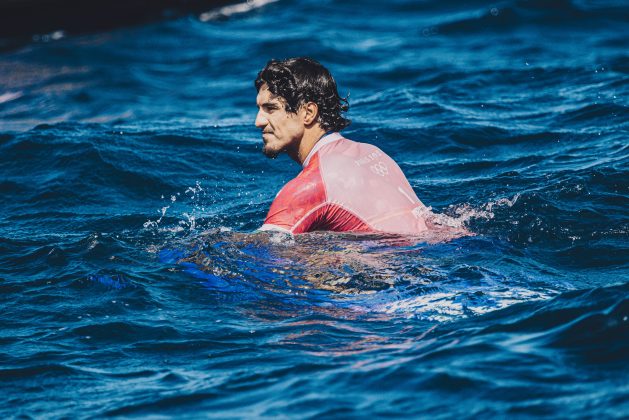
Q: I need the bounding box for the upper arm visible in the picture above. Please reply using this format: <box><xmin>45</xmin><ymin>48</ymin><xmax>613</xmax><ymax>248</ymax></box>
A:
<box><xmin>263</xmin><ymin>155</ymin><xmax>327</xmax><ymax>234</ymax></box>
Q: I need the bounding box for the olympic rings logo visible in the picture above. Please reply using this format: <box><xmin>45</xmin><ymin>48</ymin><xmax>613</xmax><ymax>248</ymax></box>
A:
<box><xmin>370</xmin><ymin>161</ymin><xmax>389</xmax><ymax>176</ymax></box>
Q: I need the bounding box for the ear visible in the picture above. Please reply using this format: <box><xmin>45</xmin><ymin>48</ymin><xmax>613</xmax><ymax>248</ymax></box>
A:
<box><xmin>302</xmin><ymin>102</ymin><xmax>319</xmax><ymax>125</ymax></box>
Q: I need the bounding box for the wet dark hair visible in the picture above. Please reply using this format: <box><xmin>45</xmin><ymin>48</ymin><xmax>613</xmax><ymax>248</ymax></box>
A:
<box><xmin>255</xmin><ymin>57</ymin><xmax>351</xmax><ymax>132</ymax></box>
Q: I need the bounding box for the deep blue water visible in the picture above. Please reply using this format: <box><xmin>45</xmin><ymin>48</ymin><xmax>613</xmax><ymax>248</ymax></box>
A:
<box><xmin>1</xmin><ymin>0</ymin><xmax>628</xmax><ymax>417</ymax></box>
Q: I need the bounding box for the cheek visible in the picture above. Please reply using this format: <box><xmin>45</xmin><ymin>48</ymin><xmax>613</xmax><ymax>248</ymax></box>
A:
<box><xmin>270</xmin><ymin>116</ymin><xmax>284</xmax><ymax>130</ymax></box>
<box><xmin>286</xmin><ymin>118</ymin><xmax>303</xmax><ymax>132</ymax></box>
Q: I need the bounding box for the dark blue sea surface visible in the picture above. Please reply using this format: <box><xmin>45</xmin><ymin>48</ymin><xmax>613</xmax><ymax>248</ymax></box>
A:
<box><xmin>1</xmin><ymin>0</ymin><xmax>628</xmax><ymax>417</ymax></box>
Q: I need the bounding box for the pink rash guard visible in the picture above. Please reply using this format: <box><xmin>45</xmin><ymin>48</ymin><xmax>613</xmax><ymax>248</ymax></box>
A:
<box><xmin>259</xmin><ymin>132</ymin><xmax>431</xmax><ymax>235</ymax></box>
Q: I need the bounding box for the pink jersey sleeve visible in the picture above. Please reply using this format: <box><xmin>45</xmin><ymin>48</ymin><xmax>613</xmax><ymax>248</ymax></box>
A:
<box><xmin>260</xmin><ymin>153</ymin><xmax>326</xmax><ymax>233</ymax></box>
<box><xmin>261</xmin><ymin>152</ymin><xmax>371</xmax><ymax>234</ymax></box>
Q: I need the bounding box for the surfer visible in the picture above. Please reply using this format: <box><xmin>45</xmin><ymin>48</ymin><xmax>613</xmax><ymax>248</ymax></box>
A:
<box><xmin>255</xmin><ymin>57</ymin><xmax>467</xmax><ymax>237</ymax></box>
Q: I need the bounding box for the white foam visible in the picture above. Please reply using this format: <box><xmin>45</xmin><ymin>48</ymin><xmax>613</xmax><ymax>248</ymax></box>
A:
<box><xmin>374</xmin><ymin>286</ymin><xmax>553</xmax><ymax>321</ymax></box>
<box><xmin>0</xmin><ymin>91</ymin><xmax>23</xmax><ymax>104</ymax></box>
<box><xmin>199</xmin><ymin>0</ymin><xmax>279</xmax><ymax>22</ymax></box>
<box><xmin>428</xmin><ymin>193</ymin><xmax>521</xmax><ymax>229</ymax></box>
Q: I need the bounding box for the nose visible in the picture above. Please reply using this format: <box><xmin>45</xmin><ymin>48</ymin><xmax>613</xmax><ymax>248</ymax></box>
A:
<box><xmin>255</xmin><ymin>110</ymin><xmax>268</xmax><ymax>129</ymax></box>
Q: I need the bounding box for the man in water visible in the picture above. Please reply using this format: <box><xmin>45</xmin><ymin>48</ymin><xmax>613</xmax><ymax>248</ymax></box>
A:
<box><xmin>255</xmin><ymin>57</ymin><xmax>463</xmax><ymax>237</ymax></box>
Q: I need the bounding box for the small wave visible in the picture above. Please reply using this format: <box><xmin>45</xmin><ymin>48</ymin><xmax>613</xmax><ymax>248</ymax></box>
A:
<box><xmin>72</xmin><ymin>321</ymin><xmax>181</xmax><ymax>343</ymax></box>
<box><xmin>0</xmin><ymin>364</ymin><xmax>90</xmax><ymax>380</ymax></box>
<box><xmin>103</xmin><ymin>391</ymin><xmax>220</xmax><ymax>417</ymax></box>
<box><xmin>554</xmin><ymin>102</ymin><xmax>628</xmax><ymax>128</ymax></box>
<box><xmin>477</xmin><ymin>282</ymin><xmax>629</xmax><ymax>363</ymax></box>
<box><xmin>2</xmin><ymin>132</ymin><xmax>182</xmax><ymax>202</ymax></box>
<box><xmin>433</xmin><ymin>0</ymin><xmax>627</xmax><ymax>34</ymax></box>
<box><xmin>436</xmin><ymin>6</ymin><xmax>521</xmax><ymax>34</ymax></box>
<box><xmin>199</xmin><ymin>0</ymin><xmax>280</xmax><ymax>22</ymax></box>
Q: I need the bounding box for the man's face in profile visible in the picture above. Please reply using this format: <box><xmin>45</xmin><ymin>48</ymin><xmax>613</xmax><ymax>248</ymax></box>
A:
<box><xmin>255</xmin><ymin>84</ymin><xmax>305</xmax><ymax>159</ymax></box>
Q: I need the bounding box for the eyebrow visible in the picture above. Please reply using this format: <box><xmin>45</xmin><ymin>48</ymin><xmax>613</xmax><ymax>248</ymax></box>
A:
<box><xmin>258</xmin><ymin>101</ymin><xmax>280</xmax><ymax>109</ymax></box>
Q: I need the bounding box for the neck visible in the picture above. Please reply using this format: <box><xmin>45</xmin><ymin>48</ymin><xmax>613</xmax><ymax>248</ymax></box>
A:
<box><xmin>289</xmin><ymin>126</ymin><xmax>327</xmax><ymax>165</ymax></box>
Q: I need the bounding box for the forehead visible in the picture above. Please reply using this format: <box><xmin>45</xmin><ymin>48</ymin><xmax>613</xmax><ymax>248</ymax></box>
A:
<box><xmin>256</xmin><ymin>84</ymin><xmax>285</xmax><ymax>106</ymax></box>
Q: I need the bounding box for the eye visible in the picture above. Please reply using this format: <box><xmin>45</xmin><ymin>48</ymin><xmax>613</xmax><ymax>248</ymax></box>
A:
<box><xmin>264</xmin><ymin>105</ymin><xmax>278</xmax><ymax>113</ymax></box>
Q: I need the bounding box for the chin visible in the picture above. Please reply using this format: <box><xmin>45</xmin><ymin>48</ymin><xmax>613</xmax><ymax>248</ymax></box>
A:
<box><xmin>262</xmin><ymin>145</ymin><xmax>280</xmax><ymax>159</ymax></box>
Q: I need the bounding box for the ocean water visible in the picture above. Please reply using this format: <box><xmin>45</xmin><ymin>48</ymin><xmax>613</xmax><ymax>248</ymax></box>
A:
<box><xmin>1</xmin><ymin>0</ymin><xmax>628</xmax><ymax>417</ymax></box>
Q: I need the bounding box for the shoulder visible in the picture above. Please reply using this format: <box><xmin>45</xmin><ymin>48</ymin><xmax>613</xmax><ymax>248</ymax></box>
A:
<box><xmin>319</xmin><ymin>136</ymin><xmax>388</xmax><ymax>163</ymax></box>
<box><xmin>317</xmin><ymin>136</ymin><xmax>394</xmax><ymax>180</ymax></box>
